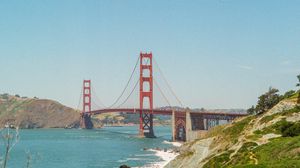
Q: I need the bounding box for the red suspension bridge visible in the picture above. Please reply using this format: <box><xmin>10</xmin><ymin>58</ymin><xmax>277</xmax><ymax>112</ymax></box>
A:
<box><xmin>79</xmin><ymin>52</ymin><xmax>247</xmax><ymax>141</ymax></box>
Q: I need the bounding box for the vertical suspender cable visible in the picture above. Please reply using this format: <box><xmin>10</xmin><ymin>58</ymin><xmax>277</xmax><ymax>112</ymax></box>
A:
<box><xmin>91</xmin><ymin>86</ymin><xmax>107</xmax><ymax>108</ymax></box>
<box><xmin>153</xmin><ymin>78</ymin><xmax>172</xmax><ymax>107</ymax></box>
<box><xmin>76</xmin><ymin>86</ymin><xmax>83</xmax><ymax>111</ymax></box>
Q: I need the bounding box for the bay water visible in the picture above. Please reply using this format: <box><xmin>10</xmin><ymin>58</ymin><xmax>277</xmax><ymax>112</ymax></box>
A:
<box><xmin>7</xmin><ymin>126</ymin><xmax>174</xmax><ymax>168</ymax></box>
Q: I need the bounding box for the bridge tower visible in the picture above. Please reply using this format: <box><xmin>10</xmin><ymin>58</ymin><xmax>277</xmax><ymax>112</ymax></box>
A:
<box><xmin>80</xmin><ymin>80</ymin><xmax>94</xmax><ymax>129</ymax></box>
<box><xmin>139</xmin><ymin>52</ymin><xmax>155</xmax><ymax>138</ymax></box>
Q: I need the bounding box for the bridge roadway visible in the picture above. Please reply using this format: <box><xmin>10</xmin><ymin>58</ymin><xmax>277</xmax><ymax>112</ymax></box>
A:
<box><xmin>84</xmin><ymin>108</ymin><xmax>248</xmax><ymax>141</ymax></box>
<box><xmin>87</xmin><ymin>108</ymin><xmax>247</xmax><ymax>117</ymax></box>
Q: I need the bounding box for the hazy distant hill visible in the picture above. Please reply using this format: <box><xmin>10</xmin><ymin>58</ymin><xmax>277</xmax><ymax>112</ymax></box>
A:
<box><xmin>0</xmin><ymin>94</ymin><xmax>80</xmax><ymax>128</ymax></box>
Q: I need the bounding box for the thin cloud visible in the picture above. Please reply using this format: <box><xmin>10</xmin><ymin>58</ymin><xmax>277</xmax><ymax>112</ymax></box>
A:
<box><xmin>237</xmin><ymin>65</ymin><xmax>253</xmax><ymax>70</ymax></box>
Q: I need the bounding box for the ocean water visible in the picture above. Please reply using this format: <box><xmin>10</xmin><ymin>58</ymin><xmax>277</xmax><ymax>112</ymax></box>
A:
<box><xmin>7</xmin><ymin>126</ymin><xmax>174</xmax><ymax>168</ymax></box>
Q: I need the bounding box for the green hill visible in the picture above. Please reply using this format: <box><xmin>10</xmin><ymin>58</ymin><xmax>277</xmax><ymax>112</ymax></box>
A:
<box><xmin>166</xmin><ymin>92</ymin><xmax>300</xmax><ymax>168</ymax></box>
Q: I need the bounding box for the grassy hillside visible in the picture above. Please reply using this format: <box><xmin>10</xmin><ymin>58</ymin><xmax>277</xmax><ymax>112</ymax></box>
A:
<box><xmin>0</xmin><ymin>94</ymin><xmax>80</xmax><ymax>128</ymax></box>
<box><xmin>166</xmin><ymin>92</ymin><xmax>300</xmax><ymax>168</ymax></box>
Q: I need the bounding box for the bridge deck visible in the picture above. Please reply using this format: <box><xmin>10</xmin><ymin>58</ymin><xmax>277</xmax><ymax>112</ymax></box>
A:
<box><xmin>87</xmin><ymin>108</ymin><xmax>247</xmax><ymax>117</ymax></box>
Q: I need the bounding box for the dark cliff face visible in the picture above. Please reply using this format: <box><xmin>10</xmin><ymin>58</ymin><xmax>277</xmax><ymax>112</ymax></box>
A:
<box><xmin>0</xmin><ymin>95</ymin><xmax>80</xmax><ymax>128</ymax></box>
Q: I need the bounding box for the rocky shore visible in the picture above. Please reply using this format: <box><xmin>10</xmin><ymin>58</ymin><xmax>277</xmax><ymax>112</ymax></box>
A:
<box><xmin>140</xmin><ymin>141</ymin><xmax>182</xmax><ymax>168</ymax></box>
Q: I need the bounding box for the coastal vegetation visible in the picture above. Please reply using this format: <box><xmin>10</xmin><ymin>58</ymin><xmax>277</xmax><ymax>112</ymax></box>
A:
<box><xmin>167</xmin><ymin>75</ymin><xmax>300</xmax><ymax>168</ymax></box>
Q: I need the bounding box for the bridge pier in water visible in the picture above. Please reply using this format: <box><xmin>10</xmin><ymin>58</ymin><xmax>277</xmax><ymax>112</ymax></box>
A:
<box><xmin>80</xmin><ymin>80</ymin><xmax>94</xmax><ymax>129</ymax></box>
<box><xmin>80</xmin><ymin>113</ymin><xmax>93</xmax><ymax>129</ymax></box>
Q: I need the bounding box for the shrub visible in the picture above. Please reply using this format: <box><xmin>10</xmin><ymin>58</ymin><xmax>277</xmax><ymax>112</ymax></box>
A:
<box><xmin>1</xmin><ymin>93</ymin><xmax>9</xmax><ymax>99</ymax></box>
<box><xmin>282</xmin><ymin>122</ymin><xmax>300</xmax><ymax>137</ymax></box>
<box><xmin>281</xmin><ymin>90</ymin><xmax>296</xmax><ymax>99</ymax></box>
<box><xmin>247</xmin><ymin>106</ymin><xmax>256</xmax><ymax>115</ymax></box>
<box><xmin>274</xmin><ymin>120</ymin><xmax>300</xmax><ymax>137</ymax></box>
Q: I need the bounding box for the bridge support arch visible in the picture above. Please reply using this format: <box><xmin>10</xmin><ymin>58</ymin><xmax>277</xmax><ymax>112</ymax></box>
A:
<box><xmin>172</xmin><ymin>111</ymin><xmax>187</xmax><ymax>141</ymax></box>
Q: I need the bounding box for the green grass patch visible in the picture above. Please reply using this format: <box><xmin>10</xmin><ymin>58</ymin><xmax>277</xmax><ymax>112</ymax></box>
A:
<box><xmin>246</xmin><ymin>134</ymin><xmax>263</xmax><ymax>141</ymax></box>
<box><xmin>203</xmin><ymin>150</ymin><xmax>234</xmax><ymax>168</ymax></box>
<box><xmin>287</xmin><ymin>91</ymin><xmax>299</xmax><ymax>100</ymax></box>
<box><xmin>228</xmin><ymin>142</ymin><xmax>258</xmax><ymax>166</ymax></box>
<box><xmin>205</xmin><ymin>136</ymin><xmax>300</xmax><ymax>167</ymax></box>
<box><xmin>204</xmin><ymin>124</ymin><xmax>226</xmax><ymax>138</ymax></box>
<box><xmin>222</xmin><ymin>116</ymin><xmax>255</xmax><ymax>143</ymax></box>
<box><xmin>253</xmin><ymin>136</ymin><xmax>300</xmax><ymax>167</ymax></box>
<box><xmin>260</xmin><ymin>114</ymin><xmax>276</xmax><ymax>124</ymax></box>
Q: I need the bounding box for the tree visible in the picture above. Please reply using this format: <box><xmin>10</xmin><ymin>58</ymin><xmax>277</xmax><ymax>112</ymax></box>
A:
<box><xmin>297</xmin><ymin>75</ymin><xmax>300</xmax><ymax>104</ymax></box>
<box><xmin>256</xmin><ymin>87</ymin><xmax>280</xmax><ymax>114</ymax></box>
<box><xmin>1</xmin><ymin>93</ymin><xmax>9</xmax><ymax>100</ymax></box>
<box><xmin>247</xmin><ymin>105</ymin><xmax>256</xmax><ymax>115</ymax></box>
<box><xmin>297</xmin><ymin>75</ymin><xmax>300</xmax><ymax>87</ymax></box>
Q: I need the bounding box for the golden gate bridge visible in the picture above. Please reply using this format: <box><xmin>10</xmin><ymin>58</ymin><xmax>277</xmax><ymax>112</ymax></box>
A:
<box><xmin>78</xmin><ymin>52</ymin><xmax>247</xmax><ymax>141</ymax></box>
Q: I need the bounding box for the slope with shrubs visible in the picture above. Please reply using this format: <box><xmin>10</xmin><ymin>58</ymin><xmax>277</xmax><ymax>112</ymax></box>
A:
<box><xmin>166</xmin><ymin>92</ymin><xmax>300</xmax><ymax>168</ymax></box>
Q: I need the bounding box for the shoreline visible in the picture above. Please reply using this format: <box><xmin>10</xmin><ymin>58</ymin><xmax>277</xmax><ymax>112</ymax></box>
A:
<box><xmin>141</xmin><ymin>141</ymin><xmax>182</xmax><ymax>168</ymax></box>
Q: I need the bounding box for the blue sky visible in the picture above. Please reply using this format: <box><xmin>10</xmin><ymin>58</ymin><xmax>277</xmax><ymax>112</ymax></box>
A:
<box><xmin>1</xmin><ymin>0</ymin><xmax>300</xmax><ymax>109</ymax></box>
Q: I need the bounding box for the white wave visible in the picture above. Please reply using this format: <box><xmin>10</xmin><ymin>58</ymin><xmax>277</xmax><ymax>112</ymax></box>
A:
<box><xmin>140</xmin><ymin>148</ymin><xmax>179</xmax><ymax>168</ymax></box>
<box><xmin>135</xmin><ymin>154</ymin><xmax>154</xmax><ymax>157</ymax></box>
<box><xmin>162</xmin><ymin>140</ymin><xmax>182</xmax><ymax>147</ymax></box>
<box><xmin>117</xmin><ymin>157</ymin><xmax>148</xmax><ymax>163</ymax></box>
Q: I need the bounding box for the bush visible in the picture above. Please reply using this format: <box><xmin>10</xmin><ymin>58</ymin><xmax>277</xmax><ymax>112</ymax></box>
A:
<box><xmin>275</xmin><ymin>120</ymin><xmax>300</xmax><ymax>137</ymax></box>
<box><xmin>1</xmin><ymin>93</ymin><xmax>9</xmax><ymax>99</ymax></box>
<box><xmin>281</xmin><ymin>90</ymin><xmax>296</xmax><ymax>99</ymax></box>
<box><xmin>278</xmin><ymin>120</ymin><xmax>294</xmax><ymax>133</ymax></box>
<box><xmin>247</xmin><ymin>106</ymin><xmax>256</xmax><ymax>115</ymax></box>
<box><xmin>282</xmin><ymin>122</ymin><xmax>300</xmax><ymax>137</ymax></box>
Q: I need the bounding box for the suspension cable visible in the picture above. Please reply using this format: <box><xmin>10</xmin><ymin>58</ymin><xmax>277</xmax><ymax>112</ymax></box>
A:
<box><xmin>108</xmin><ymin>56</ymin><xmax>140</xmax><ymax>108</ymax></box>
<box><xmin>76</xmin><ymin>86</ymin><xmax>83</xmax><ymax>111</ymax></box>
<box><xmin>153</xmin><ymin>78</ymin><xmax>172</xmax><ymax>107</ymax></box>
<box><xmin>91</xmin><ymin>98</ymin><xmax>104</xmax><ymax>109</ymax></box>
<box><xmin>91</xmin><ymin>85</ymin><xmax>107</xmax><ymax>108</ymax></box>
<box><xmin>116</xmin><ymin>78</ymin><xmax>139</xmax><ymax>108</ymax></box>
<box><xmin>153</xmin><ymin>58</ymin><xmax>184</xmax><ymax>107</ymax></box>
